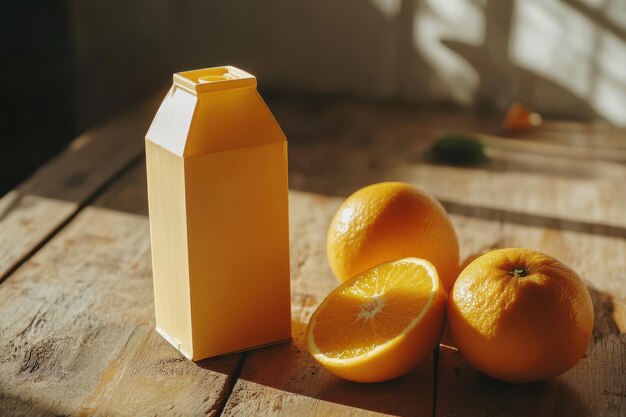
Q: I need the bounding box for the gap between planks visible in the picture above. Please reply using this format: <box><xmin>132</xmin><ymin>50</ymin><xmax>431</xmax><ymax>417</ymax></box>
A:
<box><xmin>213</xmin><ymin>352</ymin><xmax>249</xmax><ymax>417</ymax></box>
<box><xmin>0</xmin><ymin>153</ymin><xmax>143</xmax><ymax>286</ymax></box>
<box><xmin>432</xmin><ymin>345</ymin><xmax>440</xmax><ymax>417</ymax></box>
<box><xmin>0</xmin><ymin>91</ymin><xmax>163</xmax><ymax>286</ymax></box>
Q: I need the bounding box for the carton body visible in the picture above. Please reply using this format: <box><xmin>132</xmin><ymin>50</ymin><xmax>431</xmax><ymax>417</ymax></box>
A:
<box><xmin>145</xmin><ymin>67</ymin><xmax>291</xmax><ymax>360</ymax></box>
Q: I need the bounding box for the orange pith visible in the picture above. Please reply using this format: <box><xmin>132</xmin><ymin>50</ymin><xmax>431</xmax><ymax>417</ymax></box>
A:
<box><xmin>307</xmin><ymin>258</ymin><xmax>447</xmax><ymax>383</ymax></box>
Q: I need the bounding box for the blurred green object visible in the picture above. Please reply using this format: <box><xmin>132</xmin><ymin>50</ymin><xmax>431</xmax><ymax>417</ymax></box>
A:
<box><xmin>427</xmin><ymin>135</ymin><xmax>487</xmax><ymax>165</ymax></box>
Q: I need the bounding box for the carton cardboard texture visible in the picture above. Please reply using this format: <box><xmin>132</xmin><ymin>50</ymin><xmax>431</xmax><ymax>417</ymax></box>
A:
<box><xmin>145</xmin><ymin>66</ymin><xmax>291</xmax><ymax>360</ymax></box>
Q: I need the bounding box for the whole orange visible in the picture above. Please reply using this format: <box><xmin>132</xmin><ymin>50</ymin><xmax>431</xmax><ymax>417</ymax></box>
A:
<box><xmin>327</xmin><ymin>182</ymin><xmax>460</xmax><ymax>290</ymax></box>
<box><xmin>447</xmin><ymin>248</ymin><xmax>594</xmax><ymax>383</ymax></box>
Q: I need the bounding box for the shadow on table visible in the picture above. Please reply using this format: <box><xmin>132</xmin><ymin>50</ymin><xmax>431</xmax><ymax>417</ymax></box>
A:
<box><xmin>236</xmin><ymin>269</ymin><xmax>619</xmax><ymax>416</ymax></box>
<box><xmin>437</xmin><ymin>343</ymin><xmax>590</xmax><ymax>417</ymax></box>
<box><xmin>436</xmin><ymin>265</ymin><xmax>620</xmax><ymax>417</ymax></box>
<box><xmin>0</xmin><ymin>393</ymin><xmax>61</xmax><ymax>417</ymax></box>
<box><xmin>588</xmin><ymin>286</ymin><xmax>622</xmax><ymax>341</ymax></box>
<box><xmin>229</xmin><ymin>318</ymin><xmax>434</xmax><ymax>416</ymax></box>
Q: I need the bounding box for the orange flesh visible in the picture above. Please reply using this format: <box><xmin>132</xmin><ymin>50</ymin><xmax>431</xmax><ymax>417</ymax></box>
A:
<box><xmin>312</xmin><ymin>262</ymin><xmax>432</xmax><ymax>359</ymax></box>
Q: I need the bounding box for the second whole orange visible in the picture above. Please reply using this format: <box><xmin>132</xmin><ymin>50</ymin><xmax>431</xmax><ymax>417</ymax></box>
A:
<box><xmin>327</xmin><ymin>182</ymin><xmax>460</xmax><ymax>290</ymax></box>
<box><xmin>447</xmin><ymin>248</ymin><xmax>594</xmax><ymax>383</ymax></box>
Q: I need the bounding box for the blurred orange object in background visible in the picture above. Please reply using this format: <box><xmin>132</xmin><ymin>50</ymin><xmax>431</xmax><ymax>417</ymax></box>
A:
<box><xmin>504</xmin><ymin>103</ymin><xmax>543</xmax><ymax>133</ymax></box>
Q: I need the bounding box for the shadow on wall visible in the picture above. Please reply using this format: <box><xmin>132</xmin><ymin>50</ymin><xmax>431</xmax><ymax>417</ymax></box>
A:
<box><xmin>169</xmin><ymin>0</ymin><xmax>626</xmax><ymax>125</ymax></box>
<box><xmin>1</xmin><ymin>2</ymin><xmax>76</xmax><ymax>197</ymax></box>
<box><xmin>439</xmin><ymin>0</ymin><xmax>599</xmax><ymax>120</ymax></box>
<box><xmin>446</xmin><ymin>0</ymin><xmax>626</xmax><ymax>124</ymax></box>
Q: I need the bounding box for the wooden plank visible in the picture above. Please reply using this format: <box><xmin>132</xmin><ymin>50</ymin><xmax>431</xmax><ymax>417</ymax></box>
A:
<box><xmin>0</xmin><ymin>192</ymin><xmax>75</xmax><ymax>279</ymax></box>
<box><xmin>477</xmin><ymin>133</ymin><xmax>626</xmax><ymax>163</ymax></box>
<box><xmin>0</xmin><ymin>94</ymin><xmax>160</xmax><ymax>281</ymax></box>
<box><xmin>221</xmin><ymin>191</ymin><xmax>436</xmax><ymax>417</ymax></box>
<box><xmin>436</xmin><ymin>214</ymin><xmax>626</xmax><ymax>417</ymax></box>
<box><xmin>394</xmin><ymin>156</ymin><xmax>626</xmax><ymax>231</ymax></box>
<box><xmin>90</xmin><ymin>158</ymin><xmax>148</xmax><ymax>216</ymax></box>
<box><xmin>280</xmin><ymin>100</ymin><xmax>626</xmax><ymax>229</ymax></box>
<box><xmin>2</xmin><ymin>95</ymin><xmax>624</xmax><ymax>416</ymax></box>
<box><xmin>0</xmin><ymin>159</ymin><xmax>241</xmax><ymax>417</ymax></box>
<box><xmin>512</xmin><ymin>121</ymin><xmax>626</xmax><ymax>150</ymax></box>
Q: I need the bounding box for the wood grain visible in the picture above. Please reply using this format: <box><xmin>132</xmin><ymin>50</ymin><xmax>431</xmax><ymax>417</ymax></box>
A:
<box><xmin>0</xmin><ymin>160</ymin><xmax>240</xmax><ymax>417</ymax></box>
<box><xmin>280</xmin><ymin>99</ymin><xmax>626</xmax><ymax>230</ymax></box>
<box><xmin>513</xmin><ymin>121</ymin><xmax>626</xmax><ymax>150</ymax></box>
<box><xmin>477</xmin><ymin>133</ymin><xmax>626</xmax><ymax>163</ymax></box>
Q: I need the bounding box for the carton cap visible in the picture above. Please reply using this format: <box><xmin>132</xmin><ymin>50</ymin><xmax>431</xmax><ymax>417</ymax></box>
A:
<box><xmin>173</xmin><ymin>66</ymin><xmax>256</xmax><ymax>95</ymax></box>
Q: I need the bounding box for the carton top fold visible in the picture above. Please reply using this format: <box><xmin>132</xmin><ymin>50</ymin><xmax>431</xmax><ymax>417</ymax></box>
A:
<box><xmin>146</xmin><ymin>66</ymin><xmax>286</xmax><ymax>157</ymax></box>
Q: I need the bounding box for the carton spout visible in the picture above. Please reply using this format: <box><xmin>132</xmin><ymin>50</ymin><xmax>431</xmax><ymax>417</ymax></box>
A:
<box><xmin>173</xmin><ymin>66</ymin><xmax>256</xmax><ymax>95</ymax></box>
<box><xmin>198</xmin><ymin>75</ymin><xmax>228</xmax><ymax>83</ymax></box>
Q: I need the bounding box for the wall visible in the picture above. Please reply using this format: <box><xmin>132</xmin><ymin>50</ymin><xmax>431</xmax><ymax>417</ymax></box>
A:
<box><xmin>1</xmin><ymin>1</ymin><xmax>75</xmax><ymax>195</ymax></box>
<box><xmin>70</xmin><ymin>0</ymin><xmax>626</xmax><ymax>128</ymax></box>
<box><xmin>69</xmin><ymin>0</ymin><xmax>173</xmax><ymax>132</ymax></box>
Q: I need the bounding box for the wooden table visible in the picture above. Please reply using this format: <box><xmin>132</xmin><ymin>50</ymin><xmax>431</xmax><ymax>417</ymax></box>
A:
<box><xmin>1</xmin><ymin>94</ymin><xmax>624</xmax><ymax>417</ymax></box>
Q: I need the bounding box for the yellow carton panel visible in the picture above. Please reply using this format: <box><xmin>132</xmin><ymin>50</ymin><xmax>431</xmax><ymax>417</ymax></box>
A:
<box><xmin>185</xmin><ymin>142</ymin><xmax>291</xmax><ymax>359</ymax></box>
<box><xmin>145</xmin><ymin>140</ymin><xmax>193</xmax><ymax>358</ymax></box>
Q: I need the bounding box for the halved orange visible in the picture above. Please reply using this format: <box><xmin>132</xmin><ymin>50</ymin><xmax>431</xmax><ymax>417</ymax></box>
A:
<box><xmin>306</xmin><ymin>257</ymin><xmax>447</xmax><ymax>382</ymax></box>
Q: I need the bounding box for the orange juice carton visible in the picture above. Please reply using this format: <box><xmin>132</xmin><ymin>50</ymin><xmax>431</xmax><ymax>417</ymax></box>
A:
<box><xmin>145</xmin><ymin>66</ymin><xmax>291</xmax><ymax>360</ymax></box>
